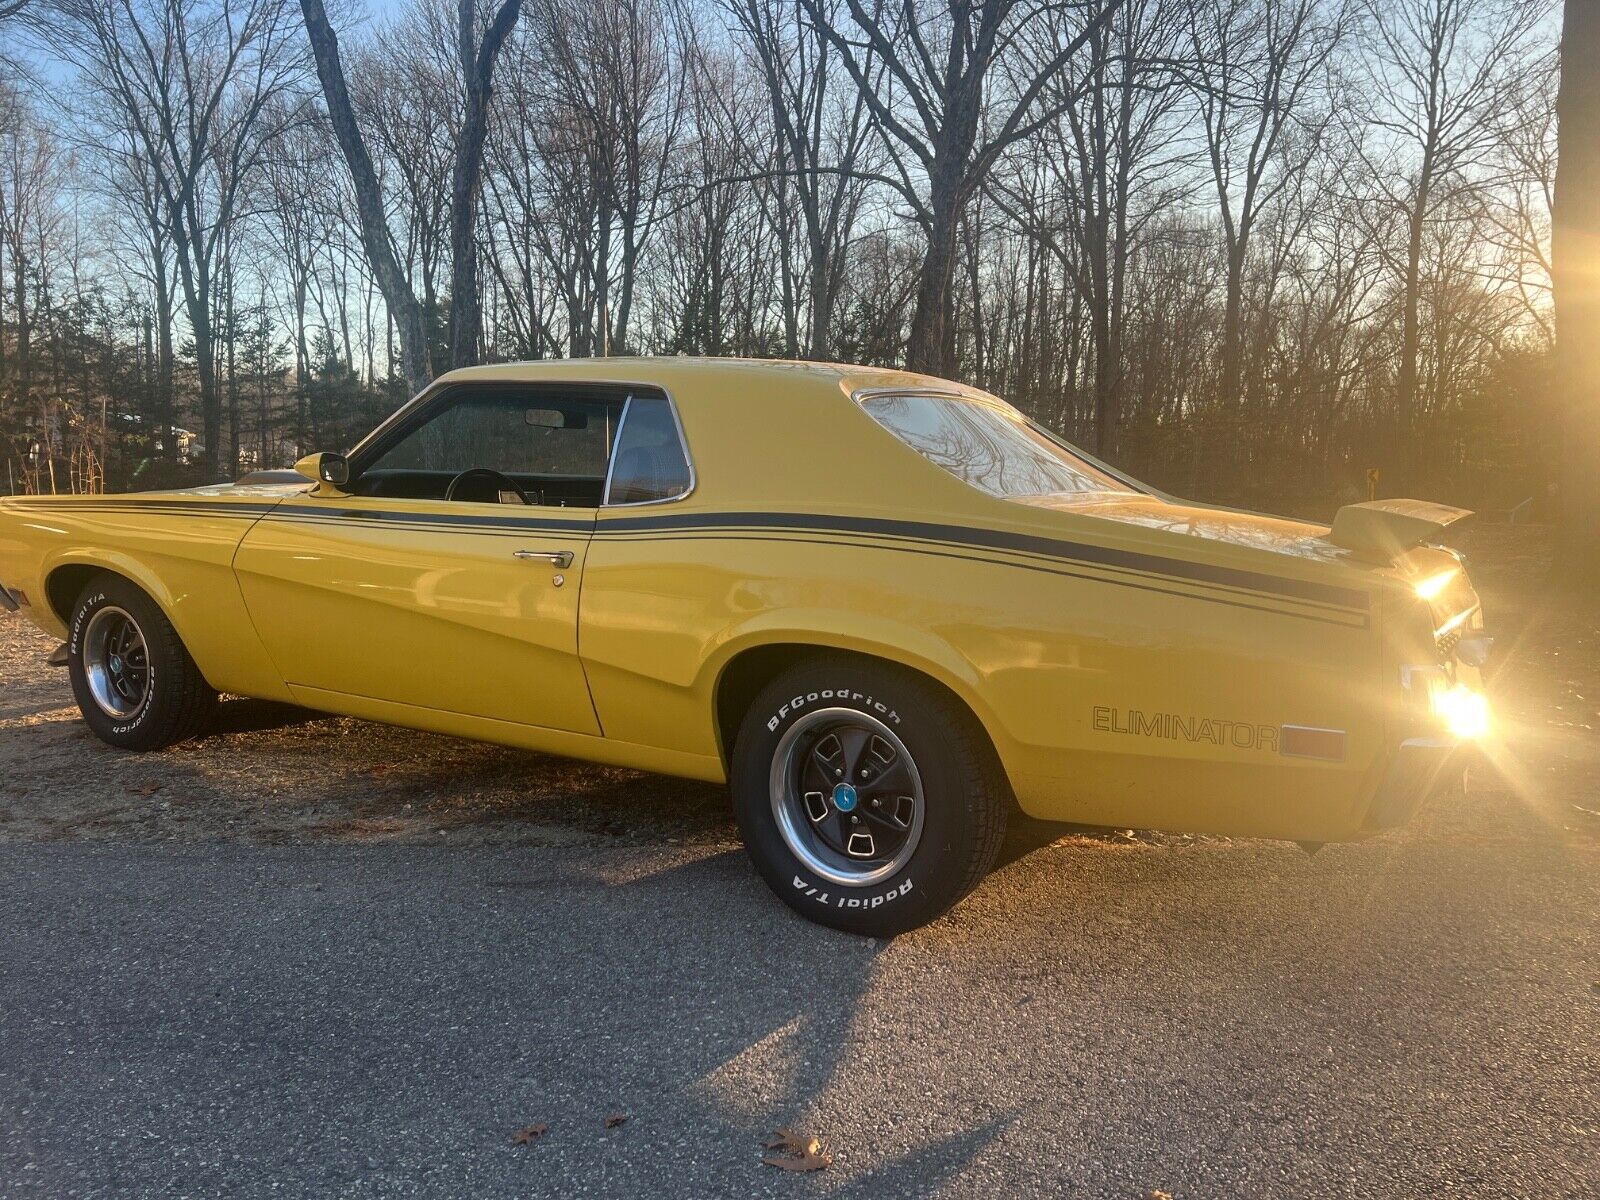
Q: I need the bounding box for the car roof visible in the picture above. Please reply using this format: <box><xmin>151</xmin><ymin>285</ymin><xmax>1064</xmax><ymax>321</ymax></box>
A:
<box><xmin>431</xmin><ymin>355</ymin><xmax>982</xmax><ymax>402</ymax></box>
<box><xmin>373</xmin><ymin>357</ymin><xmax>1010</xmax><ymax>514</ymax></box>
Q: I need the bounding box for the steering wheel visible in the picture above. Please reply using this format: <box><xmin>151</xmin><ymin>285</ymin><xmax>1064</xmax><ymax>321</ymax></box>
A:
<box><xmin>444</xmin><ymin>468</ymin><xmax>533</xmax><ymax>505</ymax></box>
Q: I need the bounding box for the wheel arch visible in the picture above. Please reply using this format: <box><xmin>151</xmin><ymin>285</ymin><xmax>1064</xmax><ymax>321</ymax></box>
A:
<box><xmin>44</xmin><ymin>554</ymin><xmax>181</xmax><ymax>634</ymax></box>
<box><xmin>709</xmin><ymin>636</ymin><xmax>1015</xmax><ymax>794</ymax></box>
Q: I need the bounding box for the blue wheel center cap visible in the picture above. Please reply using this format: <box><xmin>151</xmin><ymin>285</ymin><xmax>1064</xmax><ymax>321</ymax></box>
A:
<box><xmin>832</xmin><ymin>782</ymin><xmax>859</xmax><ymax>812</ymax></box>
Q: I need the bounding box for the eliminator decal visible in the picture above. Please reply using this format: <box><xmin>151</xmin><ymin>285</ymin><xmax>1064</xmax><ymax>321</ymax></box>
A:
<box><xmin>1093</xmin><ymin>705</ymin><xmax>1281</xmax><ymax>753</ymax></box>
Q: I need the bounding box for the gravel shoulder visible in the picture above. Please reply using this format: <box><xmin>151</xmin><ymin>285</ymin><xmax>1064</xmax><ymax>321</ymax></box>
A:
<box><xmin>0</xmin><ymin>607</ymin><xmax>735</xmax><ymax>850</ymax></box>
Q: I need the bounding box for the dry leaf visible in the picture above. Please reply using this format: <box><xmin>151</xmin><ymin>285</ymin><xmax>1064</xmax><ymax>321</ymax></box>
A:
<box><xmin>762</xmin><ymin>1129</ymin><xmax>831</xmax><ymax>1172</ymax></box>
<box><xmin>603</xmin><ymin>1113</ymin><xmax>628</xmax><ymax>1129</ymax></box>
<box><xmin>510</xmin><ymin>1123</ymin><xmax>549</xmax><ymax>1145</ymax></box>
<box><xmin>763</xmin><ymin>1147</ymin><xmax>832</xmax><ymax>1173</ymax></box>
<box><xmin>763</xmin><ymin>1128</ymin><xmax>815</xmax><ymax>1155</ymax></box>
<box><xmin>1147</xmin><ymin>1191</ymin><xmax>1175</xmax><ymax>1199</ymax></box>
<box><xmin>128</xmin><ymin>781</ymin><xmax>163</xmax><ymax>797</ymax></box>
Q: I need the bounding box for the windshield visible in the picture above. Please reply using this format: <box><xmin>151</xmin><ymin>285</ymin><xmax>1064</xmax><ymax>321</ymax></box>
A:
<box><xmin>860</xmin><ymin>392</ymin><xmax>1134</xmax><ymax>500</ymax></box>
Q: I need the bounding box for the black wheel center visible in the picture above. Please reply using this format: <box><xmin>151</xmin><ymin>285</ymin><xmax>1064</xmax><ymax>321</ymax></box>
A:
<box><xmin>792</xmin><ymin>720</ymin><xmax>920</xmax><ymax>864</ymax></box>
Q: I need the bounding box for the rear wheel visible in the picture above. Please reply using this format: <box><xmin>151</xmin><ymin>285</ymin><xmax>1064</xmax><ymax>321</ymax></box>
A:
<box><xmin>732</xmin><ymin>658</ymin><xmax>1007</xmax><ymax>936</ymax></box>
<box><xmin>67</xmin><ymin>575</ymin><xmax>216</xmax><ymax>751</ymax></box>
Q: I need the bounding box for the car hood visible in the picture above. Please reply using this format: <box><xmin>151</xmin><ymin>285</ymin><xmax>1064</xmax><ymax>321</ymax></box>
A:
<box><xmin>1013</xmin><ymin>493</ymin><xmax>1349</xmax><ymax>565</ymax></box>
<box><xmin>1</xmin><ymin>480</ymin><xmax>310</xmax><ymax>507</ymax></box>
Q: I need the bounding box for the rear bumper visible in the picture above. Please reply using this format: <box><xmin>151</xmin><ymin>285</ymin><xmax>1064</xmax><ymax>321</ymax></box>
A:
<box><xmin>1364</xmin><ymin>736</ymin><xmax>1464</xmax><ymax>831</ymax></box>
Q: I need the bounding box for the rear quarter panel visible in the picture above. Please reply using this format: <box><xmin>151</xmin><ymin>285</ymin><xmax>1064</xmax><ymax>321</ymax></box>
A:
<box><xmin>581</xmin><ymin>512</ymin><xmax>1385</xmax><ymax>841</ymax></box>
<box><xmin>578</xmin><ymin>367</ymin><xmax>1388</xmax><ymax>843</ymax></box>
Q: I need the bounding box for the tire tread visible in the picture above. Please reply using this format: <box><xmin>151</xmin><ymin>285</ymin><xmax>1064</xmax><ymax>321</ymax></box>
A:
<box><xmin>733</xmin><ymin>653</ymin><xmax>1008</xmax><ymax>934</ymax></box>
<box><xmin>71</xmin><ymin>574</ymin><xmax>216</xmax><ymax>751</ymax></box>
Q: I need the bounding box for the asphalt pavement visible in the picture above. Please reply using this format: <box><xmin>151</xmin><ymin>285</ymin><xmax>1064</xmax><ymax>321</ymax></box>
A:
<box><xmin>2</xmin><ymin>827</ymin><xmax>1596</xmax><ymax>1198</ymax></box>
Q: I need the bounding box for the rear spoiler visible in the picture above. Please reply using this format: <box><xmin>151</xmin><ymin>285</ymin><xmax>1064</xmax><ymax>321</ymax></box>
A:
<box><xmin>1329</xmin><ymin>499</ymin><xmax>1474</xmax><ymax>562</ymax></box>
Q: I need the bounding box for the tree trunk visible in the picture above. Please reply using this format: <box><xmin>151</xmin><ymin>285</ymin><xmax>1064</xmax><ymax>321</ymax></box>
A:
<box><xmin>170</xmin><ymin>242</ymin><xmax>221</xmax><ymax>481</ymax></box>
<box><xmin>301</xmin><ymin>0</ymin><xmax>433</xmax><ymax>397</ymax></box>
<box><xmin>1553</xmin><ymin>0</ymin><xmax>1600</xmax><ymax>582</ymax></box>
<box><xmin>294</xmin><ymin>275</ymin><xmax>309</xmax><ymax>456</ymax></box>
<box><xmin>906</xmin><ymin>165</ymin><xmax>964</xmax><ymax>376</ymax></box>
<box><xmin>1220</xmin><ymin>238</ymin><xmax>1247</xmax><ymax>409</ymax></box>
<box><xmin>1391</xmin><ymin>191</ymin><xmax>1428</xmax><ymax>496</ymax></box>
<box><xmin>805</xmin><ymin>246</ymin><xmax>833</xmax><ymax>360</ymax></box>
<box><xmin>12</xmin><ymin>246</ymin><xmax>28</xmax><ymax>421</ymax></box>
<box><xmin>155</xmin><ymin>268</ymin><xmax>175</xmax><ymax>463</ymax></box>
<box><xmin>448</xmin><ymin>0</ymin><xmax>521</xmax><ymax>369</ymax></box>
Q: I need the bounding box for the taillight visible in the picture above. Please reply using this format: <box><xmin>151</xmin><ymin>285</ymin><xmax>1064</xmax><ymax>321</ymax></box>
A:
<box><xmin>1401</xmin><ymin>664</ymin><xmax>1490</xmax><ymax>741</ymax></box>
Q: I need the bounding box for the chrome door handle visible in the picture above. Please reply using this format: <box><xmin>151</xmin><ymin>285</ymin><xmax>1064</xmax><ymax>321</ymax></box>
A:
<box><xmin>513</xmin><ymin>549</ymin><xmax>574</xmax><ymax>568</ymax></box>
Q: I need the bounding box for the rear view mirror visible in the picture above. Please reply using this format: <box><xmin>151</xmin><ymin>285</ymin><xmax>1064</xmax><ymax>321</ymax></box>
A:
<box><xmin>525</xmin><ymin>408</ymin><xmax>589</xmax><ymax>430</ymax></box>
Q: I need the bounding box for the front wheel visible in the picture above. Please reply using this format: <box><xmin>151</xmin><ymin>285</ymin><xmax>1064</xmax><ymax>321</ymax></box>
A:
<box><xmin>731</xmin><ymin>658</ymin><xmax>1008</xmax><ymax>936</ymax></box>
<box><xmin>67</xmin><ymin>574</ymin><xmax>216</xmax><ymax>751</ymax></box>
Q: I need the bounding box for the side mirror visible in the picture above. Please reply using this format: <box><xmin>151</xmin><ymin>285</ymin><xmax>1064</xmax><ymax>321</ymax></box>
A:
<box><xmin>294</xmin><ymin>452</ymin><xmax>350</xmax><ymax>488</ymax></box>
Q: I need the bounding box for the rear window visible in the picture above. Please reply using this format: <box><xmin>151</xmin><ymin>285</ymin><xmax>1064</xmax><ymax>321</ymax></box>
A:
<box><xmin>860</xmin><ymin>393</ymin><xmax>1132</xmax><ymax>499</ymax></box>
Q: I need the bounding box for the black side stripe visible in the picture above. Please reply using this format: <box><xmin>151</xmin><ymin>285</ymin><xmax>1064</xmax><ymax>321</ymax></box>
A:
<box><xmin>600</xmin><ymin>532</ymin><xmax>1368</xmax><ymax>627</ymax></box>
<box><xmin>269</xmin><ymin>506</ymin><xmax>594</xmax><ymax>533</ymax></box>
<box><xmin>9</xmin><ymin>498</ymin><xmax>280</xmax><ymax>516</ymax></box>
<box><xmin>263</xmin><ymin>513</ymin><xmax>585</xmax><ymax>540</ymax></box>
<box><xmin>597</xmin><ymin>511</ymin><xmax>1368</xmax><ymax>611</ymax></box>
<box><xmin>28</xmin><ymin>496</ymin><xmax>1368</xmax><ymax>617</ymax></box>
<box><xmin>596</xmin><ymin>527</ymin><xmax>1363</xmax><ymax>620</ymax></box>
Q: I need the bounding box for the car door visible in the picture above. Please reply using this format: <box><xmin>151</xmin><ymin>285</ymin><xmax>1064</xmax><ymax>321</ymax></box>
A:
<box><xmin>234</xmin><ymin>383</ymin><xmax>621</xmax><ymax>735</ymax></box>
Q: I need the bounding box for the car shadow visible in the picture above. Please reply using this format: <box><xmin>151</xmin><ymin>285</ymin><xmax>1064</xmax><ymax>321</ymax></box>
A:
<box><xmin>460</xmin><ymin>847</ymin><xmax>1030</xmax><ymax>1185</ymax></box>
<box><xmin>205</xmin><ymin>697</ymin><xmax>328</xmax><ymax>737</ymax></box>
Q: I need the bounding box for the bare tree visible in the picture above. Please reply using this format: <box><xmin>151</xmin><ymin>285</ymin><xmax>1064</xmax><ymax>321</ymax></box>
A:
<box><xmin>535</xmin><ymin>0</ymin><xmax>689</xmax><ymax>356</ymax></box>
<box><xmin>1352</xmin><ymin>0</ymin><xmax>1542</xmax><ymax>491</ymax></box>
<box><xmin>99</xmin><ymin>128</ymin><xmax>182</xmax><ymax>462</ymax></box>
<box><xmin>299</xmin><ymin>0</ymin><xmax>432</xmax><ymax>394</ymax></box>
<box><xmin>260</xmin><ymin>107</ymin><xmax>330</xmax><ymax>453</ymax></box>
<box><xmin>986</xmin><ymin>0</ymin><xmax>1189</xmax><ymax>453</ymax></box>
<box><xmin>0</xmin><ymin>83</ymin><xmax>62</xmax><ymax>466</ymax></box>
<box><xmin>800</xmin><ymin>0</ymin><xmax>1128</xmax><ymax>374</ymax></box>
<box><xmin>1187</xmin><ymin>0</ymin><xmax>1345</xmax><ymax>413</ymax></box>
<box><xmin>303</xmin><ymin>0</ymin><xmax>520</xmax><ymax>380</ymax></box>
<box><xmin>725</xmin><ymin>0</ymin><xmax>875</xmax><ymax>357</ymax></box>
<box><xmin>447</xmin><ymin>0</ymin><xmax>521</xmax><ymax>367</ymax></box>
<box><xmin>60</xmin><ymin>0</ymin><xmax>304</xmax><ymax>479</ymax></box>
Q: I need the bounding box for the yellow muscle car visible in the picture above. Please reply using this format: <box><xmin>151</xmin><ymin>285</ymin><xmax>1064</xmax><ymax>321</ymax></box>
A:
<box><xmin>0</xmin><ymin>359</ymin><xmax>1491</xmax><ymax>934</ymax></box>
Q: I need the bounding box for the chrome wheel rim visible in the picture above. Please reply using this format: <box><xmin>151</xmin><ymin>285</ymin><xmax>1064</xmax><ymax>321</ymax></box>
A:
<box><xmin>82</xmin><ymin>606</ymin><xmax>150</xmax><ymax>720</ymax></box>
<box><xmin>769</xmin><ymin>708</ymin><xmax>925</xmax><ymax>887</ymax></box>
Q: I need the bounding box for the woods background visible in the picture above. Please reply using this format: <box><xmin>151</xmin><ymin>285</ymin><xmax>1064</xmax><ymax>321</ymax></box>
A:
<box><xmin>0</xmin><ymin>0</ymin><xmax>1566</xmax><ymax>518</ymax></box>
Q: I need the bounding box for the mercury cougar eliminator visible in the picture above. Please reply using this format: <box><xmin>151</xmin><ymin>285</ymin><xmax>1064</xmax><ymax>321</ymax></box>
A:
<box><xmin>0</xmin><ymin>359</ymin><xmax>1491</xmax><ymax>934</ymax></box>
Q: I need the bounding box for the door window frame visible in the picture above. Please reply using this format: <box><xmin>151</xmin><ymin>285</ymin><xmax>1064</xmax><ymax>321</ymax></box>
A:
<box><xmin>345</xmin><ymin>380</ymin><xmax>619</xmax><ymax>483</ymax></box>
<box><xmin>344</xmin><ymin>378</ymin><xmax>696</xmax><ymax>510</ymax></box>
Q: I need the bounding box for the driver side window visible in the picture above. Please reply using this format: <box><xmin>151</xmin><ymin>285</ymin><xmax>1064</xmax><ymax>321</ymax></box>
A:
<box><xmin>360</xmin><ymin>387</ymin><xmax>621</xmax><ymax>506</ymax></box>
<box><xmin>372</xmin><ymin>393</ymin><xmax>615</xmax><ymax>477</ymax></box>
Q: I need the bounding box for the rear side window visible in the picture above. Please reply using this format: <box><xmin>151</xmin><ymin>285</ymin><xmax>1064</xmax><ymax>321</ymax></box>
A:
<box><xmin>605</xmin><ymin>396</ymin><xmax>692</xmax><ymax>504</ymax></box>
<box><xmin>860</xmin><ymin>392</ymin><xmax>1131</xmax><ymax>499</ymax></box>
